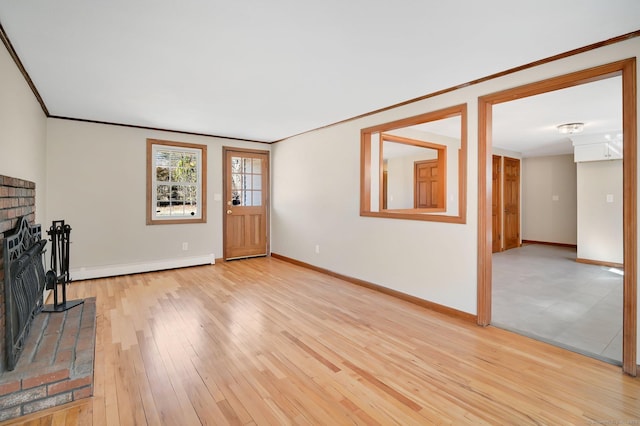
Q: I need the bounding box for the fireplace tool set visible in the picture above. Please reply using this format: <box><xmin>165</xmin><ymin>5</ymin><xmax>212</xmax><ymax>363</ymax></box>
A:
<box><xmin>43</xmin><ymin>220</ymin><xmax>84</xmax><ymax>312</ymax></box>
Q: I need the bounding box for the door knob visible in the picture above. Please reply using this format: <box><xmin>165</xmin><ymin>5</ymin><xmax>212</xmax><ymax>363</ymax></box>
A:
<box><xmin>226</xmin><ymin>210</ymin><xmax>233</xmax><ymax>215</ymax></box>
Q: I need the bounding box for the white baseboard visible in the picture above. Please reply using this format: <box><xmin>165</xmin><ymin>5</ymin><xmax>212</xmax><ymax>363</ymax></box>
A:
<box><xmin>69</xmin><ymin>254</ymin><xmax>216</xmax><ymax>281</ymax></box>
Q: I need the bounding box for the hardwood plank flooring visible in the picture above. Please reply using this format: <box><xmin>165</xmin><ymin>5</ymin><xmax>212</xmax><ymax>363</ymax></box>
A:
<box><xmin>2</xmin><ymin>256</ymin><xmax>639</xmax><ymax>425</ymax></box>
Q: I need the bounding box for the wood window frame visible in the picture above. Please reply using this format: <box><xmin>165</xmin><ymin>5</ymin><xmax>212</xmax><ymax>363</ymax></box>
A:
<box><xmin>146</xmin><ymin>138</ymin><xmax>207</xmax><ymax>225</ymax></box>
<box><xmin>477</xmin><ymin>58</ymin><xmax>637</xmax><ymax>376</ymax></box>
<box><xmin>379</xmin><ymin>133</ymin><xmax>447</xmax><ymax>212</ymax></box>
<box><xmin>360</xmin><ymin>103</ymin><xmax>467</xmax><ymax>223</ymax></box>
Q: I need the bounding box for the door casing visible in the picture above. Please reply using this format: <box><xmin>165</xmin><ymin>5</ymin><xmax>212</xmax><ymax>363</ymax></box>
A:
<box><xmin>222</xmin><ymin>147</ymin><xmax>270</xmax><ymax>260</ymax></box>
<box><xmin>477</xmin><ymin>58</ymin><xmax>637</xmax><ymax>375</ymax></box>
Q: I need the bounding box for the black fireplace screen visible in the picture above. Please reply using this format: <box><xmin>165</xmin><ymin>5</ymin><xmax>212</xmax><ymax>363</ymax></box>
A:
<box><xmin>2</xmin><ymin>216</ymin><xmax>46</xmax><ymax>370</ymax></box>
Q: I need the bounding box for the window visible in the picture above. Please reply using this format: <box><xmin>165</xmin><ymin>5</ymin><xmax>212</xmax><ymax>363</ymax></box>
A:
<box><xmin>230</xmin><ymin>156</ymin><xmax>263</xmax><ymax>206</ymax></box>
<box><xmin>146</xmin><ymin>139</ymin><xmax>207</xmax><ymax>224</ymax></box>
<box><xmin>360</xmin><ymin>103</ymin><xmax>467</xmax><ymax>223</ymax></box>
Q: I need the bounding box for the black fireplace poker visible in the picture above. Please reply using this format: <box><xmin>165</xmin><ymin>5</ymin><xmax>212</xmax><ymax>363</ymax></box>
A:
<box><xmin>43</xmin><ymin>219</ymin><xmax>84</xmax><ymax>313</ymax></box>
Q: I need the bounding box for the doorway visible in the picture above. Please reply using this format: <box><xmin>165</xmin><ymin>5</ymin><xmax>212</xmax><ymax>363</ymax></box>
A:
<box><xmin>477</xmin><ymin>59</ymin><xmax>637</xmax><ymax>375</ymax></box>
<box><xmin>223</xmin><ymin>147</ymin><xmax>270</xmax><ymax>260</ymax></box>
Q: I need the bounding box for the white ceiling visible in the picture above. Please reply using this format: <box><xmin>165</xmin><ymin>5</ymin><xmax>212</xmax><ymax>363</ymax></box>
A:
<box><xmin>0</xmin><ymin>1</ymin><xmax>638</xmax><ymax>142</ymax></box>
<box><xmin>493</xmin><ymin>76</ymin><xmax>623</xmax><ymax>157</ymax></box>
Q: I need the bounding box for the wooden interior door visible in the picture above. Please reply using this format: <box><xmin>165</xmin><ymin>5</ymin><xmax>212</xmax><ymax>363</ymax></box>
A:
<box><xmin>492</xmin><ymin>155</ymin><xmax>502</xmax><ymax>253</ymax></box>
<box><xmin>223</xmin><ymin>148</ymin><xmax>269</xmax><ymax>260</ymax></box>
<box><xmin>414</xmin><ymin>159</ymin><xmax>442</xmax><ymax>208</ymax></box>
<box><xmin>503</xmin><ymin>157</ymin><xmax>520</xmax><ymax>250</ymax></box>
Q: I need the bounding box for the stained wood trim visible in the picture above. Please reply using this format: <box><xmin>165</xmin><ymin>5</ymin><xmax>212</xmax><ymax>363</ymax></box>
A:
<box><xmin>621</xmin><ymin>58</ymin><xmax>637</xmax><ymax>377</ymax></box>
<box><xmin>521</xmin><ymin>240</ymin><xmax>577</xmax><ymax>249</ymax></box>
<box><xmin>458</xmin><ymin>107</ymin><xmax>468</xmax><ymax>224</ymax></box>
<box><xmin>361</xmin><ymin>104</ymin><xmax>464</xmax><ymax>134</ymax></box>
<box><xmin>360</xmin><ymin>211</ymin><xmax>465</xmax><ymax>223</ymax></box>
<box><xmin>0</xmin><ymin>21</ymin><xmax>49</xmax><ymax>116</ymax></box>
<box><xmin>576</xmin><ymin>258</ymin><xmax>624</xmax><ymax>269</ymax></box>
<box><xmin>275</xmin><ymin>31</ymin><xmax>640</xmax><ymax>144</ymax></box>
<box><xmin>271</xmin><ymin>252</ymin><xmax>477</xmax><ymax>323</ymax></box>
<box><xmin>478</xmin><ymin>58</ymin><xmax>637</xmax><ymax>376</ymax></box>
<box><xmin>380</xmin><ymin>133</ymin><xmax>447</xmax><ymax>151</ymax></box>
<box><xmin>360</xmin><ymin>131</ymin><xmax>372</xmax><ymax>216</ymax></box>
<box><xmin>360</xmin><ymin>103</ymin><xmax>467</xmax><ymax>223</ymax></box>
<box><xmin>146</xmin><ymin>138</ymin><xmax>207</xmax><ymax>225</ymax></box>
<box><xmin>477</xmin><ymin>100</ymin><xmax>492</xmax><ymax>326</ymax></box>
<box><xmin>51</xmin><ymin>115</ymin><xmax>270</xmax><ymax>144</ymax></box>
<box><xmin>222</xmin><ymin>147</ymin><xmax>271</xmax><ymax>260</ymax></box>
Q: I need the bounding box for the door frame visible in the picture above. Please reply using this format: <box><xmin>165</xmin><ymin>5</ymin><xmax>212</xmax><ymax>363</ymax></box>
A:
<box><xmin>222</xmin><ymin>146</ymin><xmax>271</xmax><ymax>260</ymax></box>
<box><xmin>477</xmin><ymin>58</ymin><xmax>637</xmax><ymax>375</ymax></box>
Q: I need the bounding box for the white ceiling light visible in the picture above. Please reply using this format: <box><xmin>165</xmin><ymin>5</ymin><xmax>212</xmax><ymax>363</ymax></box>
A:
<box><xmin>557</xmin><ymin>122</ymin><xmax>585</xmax><ymax>134</ymax></box>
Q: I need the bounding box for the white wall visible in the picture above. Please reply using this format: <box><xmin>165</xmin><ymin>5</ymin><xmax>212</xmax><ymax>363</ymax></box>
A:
<box><xmin>271</xmin><ymin>37</ymin><xmax>640</xmax><ymax>358</ymax></box>
<box><xmin>45</xmin><ymin>119</ymin><xmax>269</xmax><ymax>279</ymax></box>
<box><xmin>386</xmin><ymin>128</ymin><xmax>460</xmax><ymax>215</ymax></box>
<box><xmin>0</xmin><ymin>42</ymin><xmax>47</xmax><ymax>223</ymax></box>
<box><xmin>522</xmin><ymin>155</ymin><xmax>577</xmax><ymax>245</ymax></box>
<box><xmin>386</xmin><ymin>151</ymin><xmax>438</xmax><ymax>209</ymax></box>
<box><xmin>577</xmin><ymin>160</ymin><xmax>623</xmax><ymax>263</ymax></box>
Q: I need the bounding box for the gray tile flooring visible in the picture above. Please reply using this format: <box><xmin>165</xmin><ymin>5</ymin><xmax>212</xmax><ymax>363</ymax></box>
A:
<box><xmin>492</xmin><ymin>243</ymin><xmax>623</xmax><ymax>364</ymax></box>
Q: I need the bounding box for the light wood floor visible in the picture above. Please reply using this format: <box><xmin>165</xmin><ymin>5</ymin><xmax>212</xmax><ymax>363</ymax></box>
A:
<box><xmin>3</xmin><ymin>256</ymin><xmax>639</xmax><ymax>425</ymax></box>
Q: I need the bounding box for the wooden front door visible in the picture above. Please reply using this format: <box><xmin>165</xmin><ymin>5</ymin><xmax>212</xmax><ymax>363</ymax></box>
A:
<box><xmin>414</xmin><ymin>159</ymin><xmax>442</xmax><ymax>209</ymax></box>
<box><xmin>223</xmin><ymin>148</ymin><xmax>269</xmax><ymax>260</ymax></box>
<box><xmin>492</xmin><ymin>155</ymin><xmax>502</xmax><ymax>253</ymax></box>
<box><xmin>503</xmin><ymin>157</ymin><xmax>520</xmax><ymax>250</ymax></box>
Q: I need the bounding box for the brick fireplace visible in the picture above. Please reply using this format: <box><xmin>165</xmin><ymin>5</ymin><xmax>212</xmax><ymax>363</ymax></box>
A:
<box><xmin>0</xmin><ymin>175</ymin><xmax>96</xmax><ymax>421</ymax></box>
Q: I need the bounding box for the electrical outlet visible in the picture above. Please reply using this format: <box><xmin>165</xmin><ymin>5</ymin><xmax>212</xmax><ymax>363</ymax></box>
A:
<box><xmin>182</xmin><ymin>242</ymin><xmax>188</xmax><ymax>251</ymax></box>
<box><xmin>315</xmin><ymin>244</ymin><xmax>320</xmax><ymax>254</ymax></box>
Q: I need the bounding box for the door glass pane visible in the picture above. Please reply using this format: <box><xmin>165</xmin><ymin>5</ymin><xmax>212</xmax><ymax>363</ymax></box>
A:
<box><xmin>252</xmin><ymin>191</ymin><xmax>262</xmax><ymax>206</ymax></box>
<box><xmin>232</xmin><ymin>173</ymin><xmax>241</xmax><ymax>190</ymax></box>
<box><xmin>243</xmin><ymin>158</ymin><xmax>252</xmax><ymax>173</ymax></box>
<box><xmin>252</xmin><ymin>175</ymin><xmax>261</xmax><ymax>190</ymax></box>
<box><xmin>242</xmin><ymin>190</ymin><xmax>251</xmax><ymax>206</ymax></box>
<box><xmin>229</xmin><ymin>154</ymin><xmax>265</xmax><ymax>208</ymax></box>
<box><xmin>252</xmin><ymin>158</ymin><xmax>262</xmax><ymax>174</ymax></box>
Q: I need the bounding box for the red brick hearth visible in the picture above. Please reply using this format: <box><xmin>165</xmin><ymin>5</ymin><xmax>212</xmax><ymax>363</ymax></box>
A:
<box><xmin>0</xmin><ymin>174</ymin><xmax>96</xmax><ymax>421</ymax></box>
<box><xmin>0</xmin><ymin>298</ymin><xmax>96</xmax><ymax>421</ymax></box>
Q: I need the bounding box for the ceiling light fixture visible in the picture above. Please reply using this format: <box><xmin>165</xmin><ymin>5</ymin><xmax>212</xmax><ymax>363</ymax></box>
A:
<box><xmin>557</xmin><ymin>122</ymin><xmax>584</xmax><ymax>134</ymax></box>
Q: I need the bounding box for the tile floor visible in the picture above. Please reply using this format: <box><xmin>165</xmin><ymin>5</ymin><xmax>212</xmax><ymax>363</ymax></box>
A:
<box><xmin>492</xmin><ymin>243</ymin><xmax>623</xmax><ymax>364</ymax></box>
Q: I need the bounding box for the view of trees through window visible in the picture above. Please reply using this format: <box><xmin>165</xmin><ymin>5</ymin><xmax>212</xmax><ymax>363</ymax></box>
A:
<box><xmin>155</xmin><ymin>149</ymin><xmax>199</xmax><ymax>217</ymax></box>
<box><xmin>230</xmin><ymin>156</ymin><xmax>262</xmax><ymax>206</ymax></box>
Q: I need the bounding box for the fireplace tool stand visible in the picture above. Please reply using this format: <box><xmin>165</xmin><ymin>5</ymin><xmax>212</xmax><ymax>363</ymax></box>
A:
<box><xmin>43</xmin><ymin>220</ymin><xmax>84</xmax><ymax>312</ymax></box>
